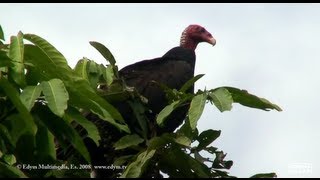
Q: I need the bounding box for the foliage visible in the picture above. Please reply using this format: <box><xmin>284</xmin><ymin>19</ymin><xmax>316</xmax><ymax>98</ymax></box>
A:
<box><xmin>0</xmin><ymin>25</ymin><xmax>281</xmax><ymax>178</ymax></box>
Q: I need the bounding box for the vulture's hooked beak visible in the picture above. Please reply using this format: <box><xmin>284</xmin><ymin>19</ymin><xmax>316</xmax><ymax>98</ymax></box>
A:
<box><xmin>208</xmin><ymin>37</ymin><xmax>216</xmax><ymax>46</ymax></box>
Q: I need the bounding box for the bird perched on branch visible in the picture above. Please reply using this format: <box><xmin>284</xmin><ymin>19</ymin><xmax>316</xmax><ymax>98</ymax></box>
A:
<box><xmin>118</xmin><ymin>24</ymin><xmax>216</xmax><ymax>133</ymax></box>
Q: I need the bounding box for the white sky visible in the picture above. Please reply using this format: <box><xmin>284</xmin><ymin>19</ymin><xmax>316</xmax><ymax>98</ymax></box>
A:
<box><xmin>1</xmin><ymin>3</ymin><xmax>319</xmax><ymax>178</ymax></box>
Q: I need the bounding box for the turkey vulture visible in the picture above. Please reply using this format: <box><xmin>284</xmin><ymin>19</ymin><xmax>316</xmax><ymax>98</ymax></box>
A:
<box><xmin>117</xmin><ymin>24</ymin><xmax>216</xmax><ymax>133</ymax></box>
<box><xmin>59</xmin><ymin>24</ymin><xmax>216</xmax><ymax>178</ymax></box>
<box><xmin>89</xmin><ymin>24</ymin><xmax>216</xmax><ymax>177</ymax></box>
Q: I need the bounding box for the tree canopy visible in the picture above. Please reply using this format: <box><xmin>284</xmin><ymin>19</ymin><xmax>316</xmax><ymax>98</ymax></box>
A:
<box><xmin>0</xmin><ymin>25</ymin><xmax>281</xmax><ymax>178</ymax></box>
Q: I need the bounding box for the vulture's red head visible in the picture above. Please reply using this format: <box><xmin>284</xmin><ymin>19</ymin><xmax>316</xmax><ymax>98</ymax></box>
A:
<box><xmin>180</xmin><ymin>24</ymin><xmax>216</xmax><ymax>50</ymax></box>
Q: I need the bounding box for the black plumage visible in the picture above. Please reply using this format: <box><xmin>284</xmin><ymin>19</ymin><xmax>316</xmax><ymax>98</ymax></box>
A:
<box><xmin>119</xmin><ymin>47</ymin><xmax>196</xmax><ymax>133</ymax></box>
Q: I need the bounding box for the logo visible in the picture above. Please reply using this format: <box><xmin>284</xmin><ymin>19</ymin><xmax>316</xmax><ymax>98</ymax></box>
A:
<box><xmin>288</xmin><ymin>163</ymin><xmax>312</xmax><ymax>175</ymax></box>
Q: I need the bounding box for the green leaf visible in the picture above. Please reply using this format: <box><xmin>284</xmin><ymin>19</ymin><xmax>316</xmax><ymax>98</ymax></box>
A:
<box><xmin>156</xmin><ymin>100</ymin><xmax>181</xmax><ymax>126</ymax></box>
<box><xmin>89</xmin><ymin>41</ymin><xmax>119</xmax><ymax>79</ymax></box>
<box><xmin>158</xmin><ymin>146</ymin><xmax>211</xmax><ymax>178</ymax></box>
<box><xmin>180</xmin><ymin>74</ymin><xmax>204</xmax><ymax>93</ymax></box>
<box><xmin>174</xmin><ymin>135</ymin><xmax>191</xmax><ymax>147</ymax></box>
<box><xmin>23</xmin><ymin>34</ymin><xmax>73</xmax><ymax>81</ymax></box>
<box><xmin>250</xmin><ymin>172</ymin><xmax>277</xmax><ymax>178</ymax></box>
<box><xmin>0</xmin><ymin>25</ymin><xmax>4</xmax><ymax>41</ymax></box>
<box><xmin>88</xmin><ymin>59</ymin><xmax>99</xmax><ymax>74</ymax></box>
<box><xmin>2</xmin><ymin>154</ymin><xmax>16</xmax><ymax>165</ymax></box>
<box><xmin>0</xmin><ymin>124</ymin><xmax>14</xmax><ymax>151</ymax></box>
<box><xmin>4</xmin><ymin>114</ymin><xmax>36</xmax><ymax>147</ymax></box>
<box><xmin>41</xmin><ymin>79</ymin><xmax>69</xmax><ymax>117</ymax></box>
<box><xmin>0</xmin><ymin>162</ymin><xmax>27</xmax><ymax>178</ymax></box>
<box><xmin>102</xmin><ymin>65</ymin><xmax>115</xmax><ymax>86</ymax></box>
<box><xmin>64</xmin><ymin>107</ymin><xmax>101</xmax><ymax>146</ymax></box>
<box><xmin>74</xmin><ymin>58</ymin><xmax>89</xmax><ymax>81</ymax></box>
<box><xmin>89</xmin><ymin>41</ymin><xmax>116</xmax><ymax>67</ymax></box>
<box><xmin>147</xmin><ymin>133</ymin><xmax>174</xmax><ymax>150</ymax></box>
<box><xmin>20</xmin><ymin>85</ymin><xmax>42</xmax><ymax>111</ymax></box>
<box><xmin>3</xmin><ymin>115</ymin><xmax>37</xmax><ymax>166</ymax></box>
<box><xmin>34</xmin><ymin>104</ymin><xmax>90</xmax><ymax>163</ymax></box>
<box><xmin>0</xmin><ymin>60</ymin><xmax>13</xmax><ymax>67</ymax></box>
<box><xmin>158</xmin><ymin>147</ymin><xmax>193</xmax><ymax>177</ymax></box>
<box><xmin>209</xmin><ymin>88</ymin><xmax>233</xmax><ymax>112</ymax></box>
<box><xmin>8</xmin><ymin>31</ymin><xmax>26</xmax><ymax>87</ymax></box>
<box><xmin>68</xmin><ymin>80</ymin><xmax>129</xmax><ymax>133</ymax></box>
<box><xmin>114</xmin><ymin>134</ymin><xmax>144</xmax><ymax>150</ymax></box>
<box><xmin>176</xmin><ymin>120</ymin><xmax>199</xmax><ymax>143</ymax></box>
<box><xmin>25</xmin><ymin>66</ymin><xmax>44</xmax><ymax>85</ymax></box>
<box><xmin>197</xmin><ymin>129</ymin><xmax>221</xmax><ymax>151</ymax></box>
<box><xmin>121</xmin><ymin>149</ymin><xmax>156</xmax><ymax>178</ymax></box>
<box><xmin>35</xmin><ymin>120</ymin><xmax>56</xmax><ymax>162</ymax></box>
<box><xmin>148</xmin><ymin>133</ymin><xmax>191</xmax><ymax>150</ymax></box>
<box><xmin>188</xmin><ymin>93</ymin><xmax>208</xmax><ymax>130</ymax></box>
<box><xmin>223</xmin><ymin>86</ymin><xmax>282</xmax><ymax>112</ymax></box>
<box><xmin>23</xmin><ymin>44</ymin><xmax>72</xmax><ymax>82</ymax></box>
<box><xmin>86</xmin><ymin>60</ymin><xmax>100</xmax><ymax>89</ymax></box>
<box><xmin>114</xmin><ymin>155</ymin><xmax>134</xmax><ymax>166</ymax></box>
<box><xmin>128</xmin><ymin>100</ymin><xmax>149</xmax><ymax>139</ymax></box>
<box><xmin>0</xmin><ymin>51</ymin><xmax>13</xmax><ymax>67</ymax></box>
<box><xmin>0</xmin><ymin>78</ymin><xmax>37</xmax><ymax>134</ymax></box>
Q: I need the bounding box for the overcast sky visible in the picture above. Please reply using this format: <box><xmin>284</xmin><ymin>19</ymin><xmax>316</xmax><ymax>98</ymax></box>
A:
<box><xmin>1</xmin><ymin>3</ymin><xmax>319</xmax><ymax>178</ymax></box>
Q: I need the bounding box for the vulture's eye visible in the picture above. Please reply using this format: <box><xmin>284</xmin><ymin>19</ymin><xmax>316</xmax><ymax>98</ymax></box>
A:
<box><xmin>200</xmin><ymin>28</ymin><xmax>205</xmax><ymax>33</ymax></box>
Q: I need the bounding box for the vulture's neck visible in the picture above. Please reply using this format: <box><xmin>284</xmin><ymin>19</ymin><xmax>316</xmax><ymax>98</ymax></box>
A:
<box><xmin>180</xmin><ymin>31</ymin><xmax>198</xmax><ymax>51</ymax></box>
<box><xmin>180</xmin><ymin>37</ymin><xmax>198</xmax><ymax>51</ymax></box>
